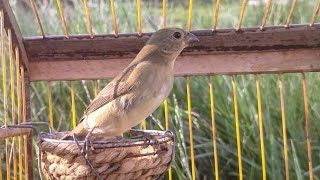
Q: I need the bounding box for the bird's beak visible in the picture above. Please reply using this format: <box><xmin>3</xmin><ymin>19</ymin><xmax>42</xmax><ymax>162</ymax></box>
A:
<box><xmin>186</xmin><ymin>32</ymin><xmax>199</xmax><ymax>46</ymax></box>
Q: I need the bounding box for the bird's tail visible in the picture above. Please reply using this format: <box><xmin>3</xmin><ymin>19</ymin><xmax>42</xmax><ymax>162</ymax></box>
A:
<box><xmin>60</xmin><ymin>123</ymin><xmax>86</xmax><ymax>140</ymax></box>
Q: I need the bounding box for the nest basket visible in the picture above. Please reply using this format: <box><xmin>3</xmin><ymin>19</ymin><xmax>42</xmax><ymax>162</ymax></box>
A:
<box><xmin>37</xmin><ymin>130</ymin><xmax>175</xmax><ymax>180</ymax></box>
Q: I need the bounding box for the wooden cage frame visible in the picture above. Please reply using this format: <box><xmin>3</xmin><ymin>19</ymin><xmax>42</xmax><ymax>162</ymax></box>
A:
<box><xmin>0</xmin><ymin>0</ymin><xmax>319</xmax><ymax>179</ymax></box>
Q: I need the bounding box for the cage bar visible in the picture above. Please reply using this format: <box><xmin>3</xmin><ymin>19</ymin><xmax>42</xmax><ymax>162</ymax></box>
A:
<box><xmin>256</xmin><ymin>75</ymin><xmax>266</xmax><ymax>180</ymax></box>
<box><xmin>212</xmin><ymin>0</ymin><xmax>220</xmax><ymax>31</ymax></box>
<box><xmin>162</xmin><ymin>0</ymin><xmax>166</xmax><ymax>28</ymax></box>
<box><xmin>9</xmin><ymin>28</ymin><xmax>18</xmax><ymax>180</ymax></box>
<box><xmin>56</xmin><ymin>0</ymin><xmax>69</xmax><ymax>38</ymax></box>
<box><xmin>163</xmin><ymin>99</ymin><xmax>172</xmax><ymax>180</ymax></box>
<box><xmin>237</xmin><ymin>0</ymin><xmax>247</xmax><ymax>30</ymax></box>
<box><xmin>209</xmin><ymin>76</ymin><xmax>219</xmax><ymax>180</ymax></box>
<box><xmin>110</xmin><ymin>0</ymin><xmax>118</xmax><ymax>36</ymax></box>
<box><xmin>311</xmin><ymin>1</ymin><xmax>320</xmax><ymax>26</ymax></box>
<box><xmin>136</xmin><ymin>0</ymin><xmax>142</xmax><ymax>35</ymax></box>
<box><xmin>278</xmin><ymin>74</ymin><xmax>289</xmax><ymax>180</ymax></box>
<box><xmin>285</xmin><ymin>0</ymin><xmax>298</xmax><ymax>28</ymax></box>
<box><xmin>186</xmin><ymin>77</ymin><xmax>196</xmax><ymax>180</ymax></box>
<box><xmin>47</xmin><ymin>81</ymin><xmax>54</xmax><ymax>128</ymax></box>
<box><xmin>25</xmin><ymin>25</ymin><xmax>320</xmax><ymax>81</ymax></box>
<box><xmin>260</xmin><ymin>0</ymin><xmax>272</xmax><ymax>30</ymax></box>
<box><xmin>93</xmin><ymin>80</ymin><xmax>98</xmax><ymax>96</ymax></box>
<box><xmin>70</xmin><ymin>81</ymin><xmax>76</xmax><ymax>128</ymax></box>
<box><xmin>302</xmin><ymin>73</ymin><xmax>313</xmax><ymax>180</ymax></box>
<box><xmin>83</xmin><ymin>0</ymin><xmax>93</xmax><ymax>38</ymax></box>
<box><xmin>29</xmin><ymin>0</ymin><xmax>45</xmax><ymax>37</ymax></box>
<box><xmin>232</xmin><ymin>76</ymin><xmax>243</xmax><ymax>180</ymax></box>
<box><xmin>187</xmin><ymin>0</ymin><xmax>193</xmax><ymax>31</ymax></box>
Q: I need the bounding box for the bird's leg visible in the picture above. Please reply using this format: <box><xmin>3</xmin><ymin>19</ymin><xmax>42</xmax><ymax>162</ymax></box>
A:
<box><xmin>82</xmin><ymin>128</ymin><xmax>95</xmax><ymax>160</ymax></box>
<box><xmin>128</xmin><ymin>129</ymin><xmax>160</xmax><ymax>153</ymax></box>
<box><xmin>72</xmin><ymin>134</ymin><xmax>103</xmax><ymax>180</ymax></box>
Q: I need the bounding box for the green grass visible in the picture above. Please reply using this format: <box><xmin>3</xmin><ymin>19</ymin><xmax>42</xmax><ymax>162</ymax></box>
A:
<box><xmin>0</xmin><ymin>0</ymin><xmax>320</xmax><ymax>179</ymax></box>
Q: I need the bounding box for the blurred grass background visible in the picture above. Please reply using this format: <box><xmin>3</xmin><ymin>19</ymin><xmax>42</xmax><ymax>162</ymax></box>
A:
<box><xmin>0</xmin><ymin>0</ymin><xmax>319</xmax><ymax>179</ymax></box>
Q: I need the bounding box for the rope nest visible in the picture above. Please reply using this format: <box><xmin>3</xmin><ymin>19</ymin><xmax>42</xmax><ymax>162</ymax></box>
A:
<box><xmin>37</xmin><ymin>130</ymin><xmax>174</xmax><ymax>180</ymax></box>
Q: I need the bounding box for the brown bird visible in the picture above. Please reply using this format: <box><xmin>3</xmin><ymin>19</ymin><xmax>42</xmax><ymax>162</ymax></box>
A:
<box><xmin>62</xmin><ymin>28</ymin><xmax>199</xmax><ymax>143</ymax></box>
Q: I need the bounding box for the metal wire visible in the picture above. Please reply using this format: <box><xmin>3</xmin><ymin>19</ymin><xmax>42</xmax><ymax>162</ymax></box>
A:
<box><xmin>186</xmin><ymin>76</ymin><xmax>196</xmax><ymax>180</ymax></box>
<box><xmin>237</xmin><ymin>0</ymin><xmax>247</xmax><ymax>31</ymax></box>
<box><xmin>278</xmin><ymin>74</ymin><xmax>289</xmax><ymax>180</ymax></box>
<box><xmin>162</xmin><ymin>0</ymin><xmax>166</xmax><ymax>28</ymax></box>
<box><xmin>302</xmin><ymin>73</ymin><xmax>313</xmax><ymax>180</ymax></box>
<box><xmin>142</xmin><ymin>119</ymin><xmax>147</xmax><ymax>130</ymax></box>
<box><xmin>83</xmin><ymin>0</ymin><xmax>93</xmax><ymax>38</ymax></box>
<box><xmin>137</xmin><ymin>0</ymin><xmax>142</xmax><ymax>36</ymax></box>
<box><xmin>187</xmin><ymin>0</ymin><xmax>193</xmax><ymax>31</ymax></box>
<box><xmin>0</xmin><ymin>153</ymin><xmax>2</xmax><ymax>180</ymax></box>
<box><xmin>1</xmin><ymin>10</ymin><xmax>7</xmax><ymax>128</ymax></box>
<box><xmin>310</xmin><ymin>1</ymin><xmax>320</xmax><ymax>26</ymax></box>
<box><xmin>260</xmin><ymin>0</ymin><xmax>272</xmax><ymax>30</ymax></box>
<box><xmin>212</xmin><ymin>0</ymin><xmax>221</xmax><ymax>31</ymax></box>
<box><xmin>21</xmin><ymin>67</ymin><xmax>29</xmax><ymax>180</ymax></box>
<box><xmin>71</xmin><ymin>81</ymin><xmax>76</xmax><ymax>128</ymax></box>
<box><xmin>29</xmin><ymin>0</ymin><xmax>45</xmax><ymax>37</ymax></box>
<box><xmin>256</xmin><ymin>75</ymin><xmax>266</xmax><ymax>180</ymax></box>
<box><xmin>110</xmin><ymin>0</ymin><xmax>119</xmax><ymax>36</ymax></box>
<box><xmin>163</xmin><ymin>99</ymin><xmax>172</xmax><ymax>180</ymax></box>
<box><xmin>56</xmin><ymin>0</ymin><xmax>69</xmax><ymax>38</ymax></box>
<box><xmin>285</xmin><ymin>0</ymin><xmax>298</xmax><ymax>28</ymax></box>
<box><xmin>15</xmin><ymin>47</ymin><xmax>23</xmax><ymax>180</ymax></box>
<box><xmin>209</xmin><ymin>76</ymin><xmax>219</xmax><ymax>180</ymax></box>
<box><xmin>231</xmin><ymin>76</ymin><xmax>243</xmax><ymax>180</ymax></box>
<box><xmin>48</xmin><ymin>81</ymin><xmax>54</xmax><ymax>128</ymax></box>
<box><xmin>9</xmin><ymin>28</ymin><xmax>18</xmax><ymax>180</ymax></box>
<box><xmin>93</xmin><ymin>80</ymin><xmax>98</xmax><ymax>97</ymax></box>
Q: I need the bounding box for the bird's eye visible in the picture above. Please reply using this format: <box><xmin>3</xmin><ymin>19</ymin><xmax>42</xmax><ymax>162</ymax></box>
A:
<box><xmin>173</xmin><ymin>32</ymin><xmax>181</xmax><ymax>39</ymax></box>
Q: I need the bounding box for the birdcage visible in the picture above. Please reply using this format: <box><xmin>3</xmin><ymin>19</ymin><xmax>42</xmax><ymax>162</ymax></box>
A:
<box><xmin>0</xmin><ymin>0</ymin><xmax>320</xmax><ymax>179</ymax></box>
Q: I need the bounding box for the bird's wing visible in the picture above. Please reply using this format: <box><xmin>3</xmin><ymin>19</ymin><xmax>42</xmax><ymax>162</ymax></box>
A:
<box><xmin>78</xmin><ymin>62</ymin><xmax>138</xmax><ymax>123</ymax></box>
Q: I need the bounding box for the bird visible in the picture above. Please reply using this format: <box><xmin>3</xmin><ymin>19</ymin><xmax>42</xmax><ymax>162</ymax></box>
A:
<box><xmin>61</xmin><ymin>28</ymin><xmax>199</xmax><ymax>144</ymax></box>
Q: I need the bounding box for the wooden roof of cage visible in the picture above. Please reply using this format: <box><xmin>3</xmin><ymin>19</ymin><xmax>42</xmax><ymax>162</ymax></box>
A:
<box><xmin>1</xmin><ymin>0</ymin><xmax>320</xmax><ymax>81</ymax></box>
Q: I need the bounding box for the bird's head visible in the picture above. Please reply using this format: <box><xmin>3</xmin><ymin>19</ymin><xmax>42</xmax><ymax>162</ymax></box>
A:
<box><xmin>146</xmin><ymin>28</ymin><xmax>199</xmax><ymax>57</ymax></box>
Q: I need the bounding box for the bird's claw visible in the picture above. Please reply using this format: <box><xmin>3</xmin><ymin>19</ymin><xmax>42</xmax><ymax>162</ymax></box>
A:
<box><xmin>129</xmin><ymin>130</ymin><xmax>161</xmax><ymax>154</ymax></box>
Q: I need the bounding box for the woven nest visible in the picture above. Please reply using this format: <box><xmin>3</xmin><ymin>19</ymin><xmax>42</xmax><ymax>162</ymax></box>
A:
<box><xmin>37</xmin><ymin>130</ymin><xmax>174</xmax><ymax>180</ymax></box>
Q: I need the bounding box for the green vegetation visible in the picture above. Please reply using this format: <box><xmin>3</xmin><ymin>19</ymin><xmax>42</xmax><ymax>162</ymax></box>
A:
<box><xmin>0</xmin><ymin>0</ymin><xmax>319</xmax><ymax>179</ymax></box>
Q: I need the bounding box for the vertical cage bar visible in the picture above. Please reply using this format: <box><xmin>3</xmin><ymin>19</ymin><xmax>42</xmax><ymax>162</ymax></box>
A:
<box><xmin>187</xmin><ymin>0</ymin><xmax>193</xmax><ymax>31</ymax></box>
<box><xmin>285</xmin><ymin>0</ymin><xmax>298</xmax><ymax>28</ymax></box>
<box><xmin>302</xmin><ymin>73</ymin><xmax>313</xmax><ymax>180</ymax></box>
<box><xmin>237</xmin><ymin>0</ymin><xmax>247</xmax><ymax>31</ymax></box>
<box><xmin>9</xmin><ymin>28</ymin><xmax>17</xmax><ymax>180</ymax></box>
<box><xmin>163</xmin><ymin>99</ymin><xmax>172</xmax><ymax>180</ymax></box>
<box><xmin>110</xmin><ymin>0</ymin><xmax>118</xmax><ymax>36</ymax></box>
<box><xmin>1</xmin><ymin>10</ymin><xmax>7</xmax><ymax>127</ymax></box>
<box><xmin>1</xmin><ymin>10</ymin><xmax>10</xmax><ymax>180</ymax></box>
<box><xmin>260</xmin><ymin>0</ymin><xmax>272</xmax><ymax>30</ymax></box>
<box><xmin>212</xmin><ymin>0</ymin><xmax>220</xmax><ymax>31</ymax></box>
<box><xmin>21</xmin><ymin>67</ymin><xmax>29</xmax><ymax>180</ymax></box>
<box><xmin>232</xmin><ymin>76</ymin><xmax>243</xmax><ymax>180</ymax></box>
<box><xmin>142</xmin><ymin>119</ymin><xmax>147</xmax><ymax>130</ymax></box>
<box><xmin>209</xmin><ymin>76</ymin><xmax>219</xmax><ymax>180</ymax></box>
<box><xmin>137</xmin><ymin>0</ymin><xmax>142</xmax><ymax>35</ymax></box>
<box><xmin>310</xmin><ymin>1</ymin><xmax>320</xmax><ymax>26</ymax></box>
<box><xmin>56</xmin><ymin>0</ymin><xmax>69</xmax><ymax>38</ymax></box>
<box><xmin>256</xmin><ymin>75</ymin><xmax>266</xmax><ymax>180</ymax></box>
<box><xmin>15</xmin><ymin>47</ymin><xmax>23</xmax><ymax>180</ymax></box>
<box><xmin>29</xmin><ymin>0</ymin><xmax>45</xmax><ymax>37</ymax></box>
<box><xmin>83</xmin><ymin>0</ymin><xmax>93</xmax><ymax>38</ymax></box>
<box><xmin>70</xmin><ymin>81</ymin><xmax>77</xmax><ymax>128</ymax></box>
<box><xmin>48</xmin><ymin>81</ymin><xmax>54</xmax><ymax>128</ymax></box>
<box><xmin>93</xmin><ymin>80</ymin><xmax>98</xmax><ymax>97</ymax></box>
<box><xmin>0</xmin><ymin>153</ymin><xmax>2</xmax><ymax>180</ymax></box>
<box><xmin>278</xmin><ymin>74</ymin><xmax>289</xmax><ymax>180</ymax></box>
<box><xmin>162</xmin><ymin>0</ymin><xmax>166</xmax><ymax>28</ymax></box>
<box><xmin>186</xmin><ymin>77</ymin><xmax>196</xmax><ymax>180</ymax></box>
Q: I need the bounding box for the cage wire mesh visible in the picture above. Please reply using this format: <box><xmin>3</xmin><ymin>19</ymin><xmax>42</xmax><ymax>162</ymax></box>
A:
<box><xmin>0</xmin><ymin>0</ymin><xmax>319</xmax><ymax>179</ymax></box>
